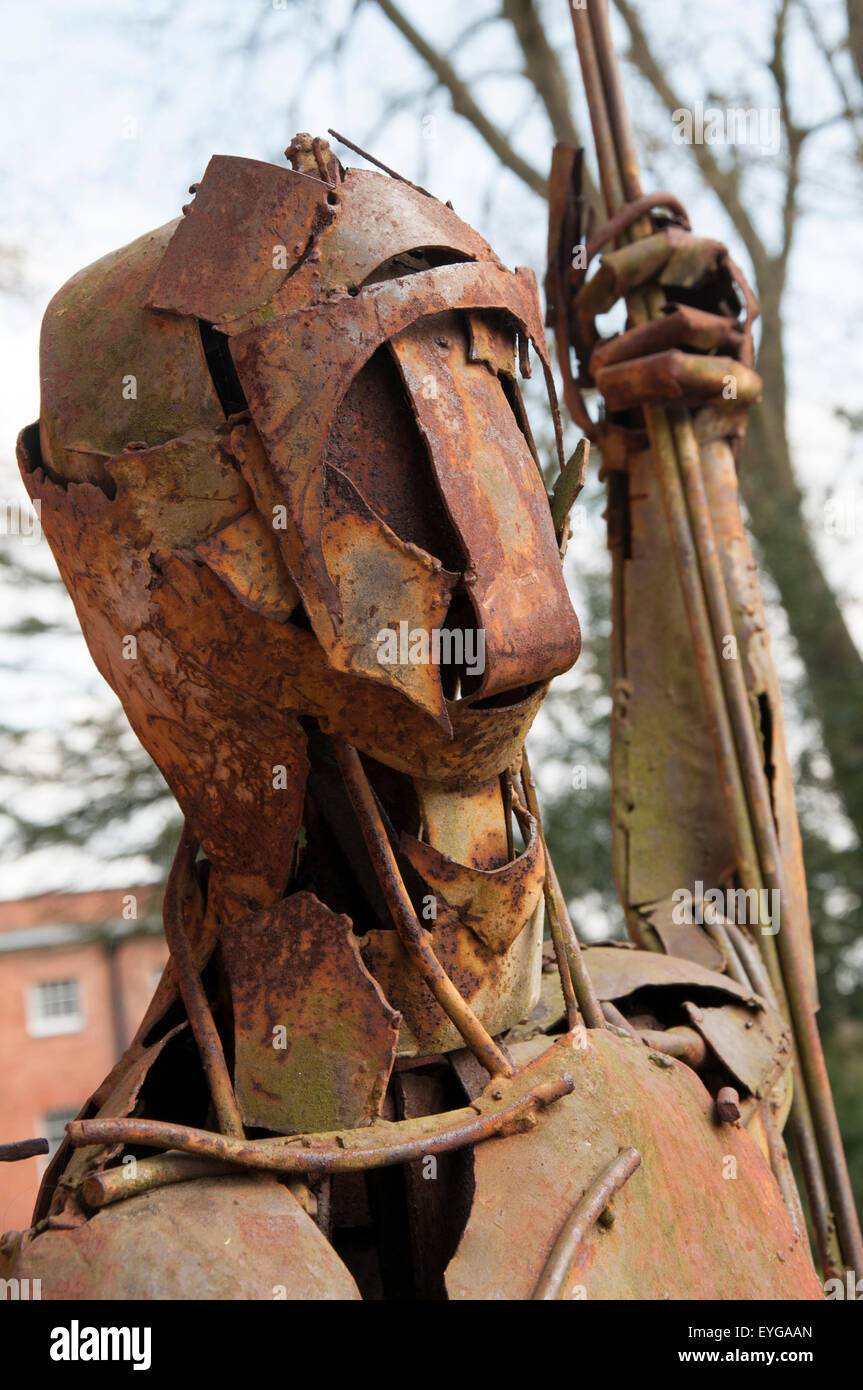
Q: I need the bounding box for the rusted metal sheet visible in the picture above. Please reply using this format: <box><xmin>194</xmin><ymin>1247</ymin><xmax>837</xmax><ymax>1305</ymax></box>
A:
<box><xmin>221</xmin><ymin>892</ymin><xmax>400</xmax><ymax>1134</ymax></box>
<box><xmin>40</xmin><ymin>220</ymin><xmax>223</xmax><ymax>462</ymax></box>
<box><xmin>400</xmin><ymin>811</ymin><xmax>544</xmax><ymax>955</ymax></box>
<box><xmin>319</xmin><ymin>465</ymin><xmax>459</xmax><ymax>722</ymax></box>
<box><xmin>195</xmin><ymin>509</ymin><xmax>301</xmax><ymax>619</ymax></box>
<box><xmin>106</xmin><ymin>434</ymin><xmax>252</xmax><ymax>552</ymax></box>
<box><xmin>581</xmin><ymin>943</ymin><xmax>762</xmax><ymax>1008</ymax></box>
<box><xmin>145</xmin><ymin>154</ymin><xmax>330</xmax><ymax>327</ymax></box>
<box><xmin>389</xmin><ymin>311</ymin><xmax>580</xmax><ymax>699</ymax></box>
<box><xmin>321</xmin><ymin>341</ymin><xmax>468</xmax><ymax>572</ymax></box>
<box><xmin>574</xmin><ymin>227</ymin><xmax>752</xmax><ymax>362</ymax></box>
<box><xmin>609</xmin><ymin>435</ymin><xmax>739</xmax><ymax>946</ymax></box>
<box><xmin>149</xmin><ymin>157</ymin><xmax>500</xmax><ymax>335</ymax></box>
<box><xmin>361</xmin><ymin>901</ymin><xmax>543</xmax><ymax>1056</ymax></box>
<box><xmin>413</xmin><ymin>777</ymin><xmax>510</xmax><ymax>868</ymax></box>
<box><xmin>226</xmin><ymin>260</ymin><xmax>558</xmax><ymax>663</ymax></box>
<box><xmin>446</xmin><ymin>1031</ymin><xmax>822</xmax><ymax>1300</ymax></box>
<box><xmin>590</xmin><ymin>301</ymin><xmax>746</xmax><ymax>370</ymax></box>
<box><xmin>144</xmin><ymin>535</ymin><xmax>548</xmax><ymax>789</ymax></box>
<box><xmin>303</xmin><ymin>167</ymin><xmax>497</xmax><ymax>295</ymax></box>
<box><xmin>18</xmin><ymin>435</ymin><xmax>308</xmax><ymax>914</ymax></box>
<box><xmin>531</xmin><ymin>944</ymin><xmax>790</xmax><ymax>1105</ymax></box>
<box><xmin>7</xmin><ymin>1175</ymin><xmax>361</xmax><ymax>1300</ymax></box>
<box><xmin>682</xmin><ymin>1000</ymin><xmax>792</xmax><ymax>1100</ymax></box>
<box><xmin>467</xmin><ymin>310</ymin><xmax>517</xmax><ymax>378</ymax></box>
<box><xmin>640</xmin><ymin>898</ymin><xmax>726</xmax><ymax>972</ymax></box>
<box><xmin>267</xmin><ymin>167</ymin><xmax>499</xmax><ymax>319</ymax></box>
<box><xmin>595</xmin><ymin>350</ymin><xmax>762</xmax><ymax>413</ymax></box>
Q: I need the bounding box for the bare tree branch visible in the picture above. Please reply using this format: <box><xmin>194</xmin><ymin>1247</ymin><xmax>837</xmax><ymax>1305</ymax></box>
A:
<box><xmin>613</xmin><ymin>0</ymin><xmax>767</xmax><ymax>275</ymax></box>
<box><xmin>502</xmin><ymin>0</ymin><xmax>578</xmax><ymax>143</ymax></box>
<box><xmin>847</xmin><ymin>0</ymin><xmax>863</xmax><ymax>88</ymax></box>
<box><xmin>769</xmin><ymin>0</ymin><xmax>803</xmax><ymax>279</ymax></box>
<box><xmin>372</xmin><ymin>0</ymin><xmax>548</xmax><ymax>197</ymax></box>
<box><xmin>502</xmin><ymin>0</ymin><xmax>600</xmax><ymax>211</ymax></box>
<box><xmin>801</xmin><ymin>0</ymin><xmax>863</xmax><ymax>158</ymax></box>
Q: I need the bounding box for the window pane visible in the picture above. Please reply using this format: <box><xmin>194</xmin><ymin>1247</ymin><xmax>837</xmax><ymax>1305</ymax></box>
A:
<box><xmin>35</xmin><ymin>980</ymin><xmax>79</xmax><ymax>1018</ymax></box>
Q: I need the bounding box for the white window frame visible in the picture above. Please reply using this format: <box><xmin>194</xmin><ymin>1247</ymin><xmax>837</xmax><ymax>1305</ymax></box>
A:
<box><xmin>25</xmin><ymin>978</ymin><xmax>85</xmax><ymax>1038</ymax></box>
<box><xmin>36</xmin><ymin>1107</ymin><xmax>81</xmax><ymax>1172</ymax></box>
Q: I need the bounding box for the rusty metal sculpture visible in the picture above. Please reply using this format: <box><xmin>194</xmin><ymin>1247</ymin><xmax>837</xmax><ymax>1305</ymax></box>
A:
<box><xmin>0</xmin><ymin>7</ymin><xmax>857</xmax><ymax>1298</ymax></box>
<box><xmin>545</xmin><ymin>1</ymin><xmax>861</xmax><ymax>1285</ymax></box>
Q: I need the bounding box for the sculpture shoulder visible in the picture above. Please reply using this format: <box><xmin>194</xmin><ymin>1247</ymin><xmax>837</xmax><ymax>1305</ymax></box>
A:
<box><xmin>447</xmin><ymin>1030</ymin><xmax>823</xmax><ymax>1301</ymax></box>
<box><xmin>3</xmin><ymin>1173</ymin><xmax>360</xmax><ymax>1301</ymax></box>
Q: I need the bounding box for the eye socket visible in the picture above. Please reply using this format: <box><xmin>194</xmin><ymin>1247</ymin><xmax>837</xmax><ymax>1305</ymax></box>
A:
<box><xmin>198</xmin><ymin>320</ymin><xmax>247</xmax><ymax>417</ymax></box>
<box><xmin>358</xmin><ymin>246</ymin><xmax>473</xmax><ymax>288</ymax></box>
<box><xmin>324</xmin><ymin>344</ymin><xmax>466</xmax><ymax>573</ymax></box>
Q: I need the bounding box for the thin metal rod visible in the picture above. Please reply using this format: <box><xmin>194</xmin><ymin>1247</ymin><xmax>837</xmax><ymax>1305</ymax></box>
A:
<box><xmin>327</xmin><ymin>127</ymin><xmax>430</xmax><ymax>196</ymax></box>
<box><xmin>570</xmin><ymin>6</ymin><xmax>624</xmax><ymax>217</ymax></box>
<box><xmin>588</xmin><ymin>0</ymin><xmax>643</xmax><ymax>202</ymax></box>
<box><xmin>163</xmin><ymin>823</ymin><xmax>244</xmax><ymax>1138</ymax></box>
<box><xmin>640</xmin><ymin>1027</ymin><xmax>707</xmax><ymax>1069</ymax></box>
<box><xmin>332</xmin><ymin>736</ymin><xmax>515</xmax><ymax>1078</ymax></box>
<box><xmin>532</xmin><ymin>1147</ymin><xmax>642</xmax><ymax>1299</ymax></box>
<box><xmin>82</xmin><ymin>1152</ymin><xmax>241</xmax><ymax>1209</ymax></box>
<box><xmin>550</xmin><ymin>857</ymin><xmax>607</xmax><ymax>1030</ymax></box>
<box><xmin>0</xmin><ymin>1138</ymin><xmax>49</xmax><ymax>1162</ymax></box>
<box><xmin>514</xmin><ymin>767</ymin><xmax>579</xmax><ymax>1030</ymax></box>
<box><xmin>701</xmin><ymin>915</ymin><xmax>750</xmax><ymax>988</ymax></box>
<box><xmin>747</xmin><ymin>923</ymin><xmax>844</xmax><ymax>1275</ymax></box>
<box><xmin>789</xmin><ymin>1089</ymin><xmax>844</xmax><ymax>1278</ymax></box>
<box><xmin>545</xmin><ymin>870</ymin><xmax>580</xmax><ymax>1031</ymax></box>
<box><xmin>762</xmin><ymin>1101</ymin><xmax>813</xmax><ymax>1261</ymax></box>
<box><xmin>520</xmin><ymin>748</ymin><xmax>606</xmax><ymax>1029</ymax></box>
<box><xmin>69</xmin><ymin>1075</ymin><xmax>573</xmax><ymax>1176</ymax></box>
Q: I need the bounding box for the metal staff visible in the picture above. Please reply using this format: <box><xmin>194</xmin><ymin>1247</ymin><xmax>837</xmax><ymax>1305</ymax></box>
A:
<box><xmin>566</xmin><ymin>0</ymin><xmax>862</xmax><ymax>1275</ymax></box>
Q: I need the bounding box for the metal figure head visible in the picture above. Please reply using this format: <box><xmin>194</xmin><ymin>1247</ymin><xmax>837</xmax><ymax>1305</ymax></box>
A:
<box><xmin>18</xmin><ymin>135</ymin><xmax>579</xmax><ymax>917</ymax></box>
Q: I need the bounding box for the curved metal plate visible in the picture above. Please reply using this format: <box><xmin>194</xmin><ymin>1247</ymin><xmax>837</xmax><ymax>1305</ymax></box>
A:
<box><xmin>446</xmin><ymin>1031</ymin><xmax>821</xmax><ymax>1300</ymax></box>
<box><xmin>7</xmin><ymin>1174</ymin><xmax>361</xmax><ymax>1300</ymax></box>
<box><xmin>582</xmin><ymin>944</ymin><xmax>762</xmax><ymax>1007</ymax></box>
<box><xmin>221</xmin><ymin>892</ymin><xmax>400</xmax><ymax>1135</ymax></box>
<box><xmin>400</xmin><ymin>816</ymin><xmax>544</xmax><ymax>954</ymax></box>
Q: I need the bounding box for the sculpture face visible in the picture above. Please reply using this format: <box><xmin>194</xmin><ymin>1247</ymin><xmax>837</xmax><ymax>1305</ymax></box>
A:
<box><xmin>18</xmin><ymin>141</ymin><xmax>579</xmax><ymax>908</ymax></box>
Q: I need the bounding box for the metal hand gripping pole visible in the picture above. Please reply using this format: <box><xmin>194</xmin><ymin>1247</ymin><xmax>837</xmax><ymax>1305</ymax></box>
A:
<box><xmin>567</xmin><ymin>0</ymin><xmax>862</xmax><ymax>1276</ymax></box>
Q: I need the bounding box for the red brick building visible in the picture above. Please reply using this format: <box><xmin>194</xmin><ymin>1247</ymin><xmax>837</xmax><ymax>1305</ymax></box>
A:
<box><xmin>0</xmin><ymin>886</ymin><xmax>167</xmax><ymax>1232</ymax></box>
